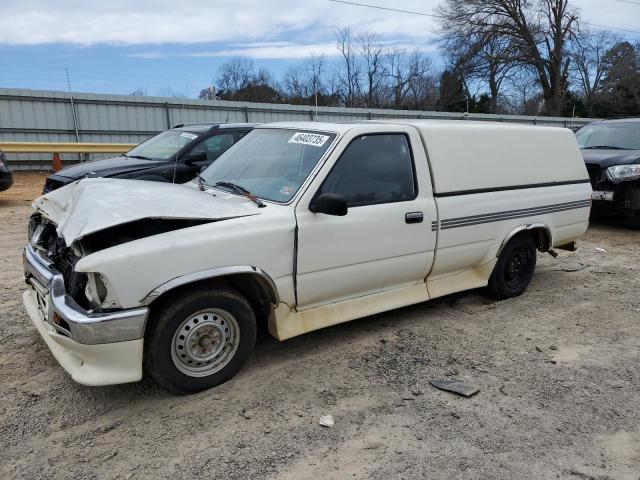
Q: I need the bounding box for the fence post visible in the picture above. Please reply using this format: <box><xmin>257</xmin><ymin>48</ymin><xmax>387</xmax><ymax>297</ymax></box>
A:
<box><xmin>164</xmin><ymin>102</ymin><xmax>171</xmax><ymax>129</ymax></box>
<box><xmin>243</xmin><ymin>106</ymin><xmax>249</xmax><ymax>123</ymax></box>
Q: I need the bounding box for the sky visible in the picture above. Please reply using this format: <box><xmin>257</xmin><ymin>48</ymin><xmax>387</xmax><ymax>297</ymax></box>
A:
<box><xmin>0</xmin><ymin>0</ymin><xmax>639</xmax><ymax>98</ymax></box>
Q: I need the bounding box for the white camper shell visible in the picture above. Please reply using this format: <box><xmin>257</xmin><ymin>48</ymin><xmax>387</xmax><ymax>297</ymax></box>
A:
<box><xmin>23</xmin><ymin>120</ymin><xmax>591</xmax><ymax>392</ymax></box>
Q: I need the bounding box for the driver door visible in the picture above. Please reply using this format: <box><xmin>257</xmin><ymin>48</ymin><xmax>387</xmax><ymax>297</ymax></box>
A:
<box><xmin>294</xmin><ymin>130</ymin><xmax>437</xmax><ymax>309</ymax></box>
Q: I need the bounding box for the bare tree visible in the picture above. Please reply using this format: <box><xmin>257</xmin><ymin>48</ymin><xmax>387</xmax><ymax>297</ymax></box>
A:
<box><xmin>407</xmin><ymin>73</ymin><xmax>439</xmax><ymax>110</ymax></box>
<box><xmin>157</xmin><ymin>85</ymin><xmax>191</xmax><ymax>99</ymax></box>
<box><xmin>306</xmin><ymin>55</ymin><xmax>326</xmax><ymax>107</ymax></box>
<box><xmin>443</xmin><ymin>33</ymin><xmax>520</xmax><ymax>113</ymax></box>
<box><xmin>283</xmin><ymin>55</ymin><xmax>326</xmax><ymax>105</ymax></box>
<box><xmin>358</xmin><ymin>32</ymin><xmax>386</xmax><ymax>107</ymax></box>
<box><xmin>502</xmin><ymin>68</ymin><xmax>543</xmax><ymax>114</ymax></box>
<box><xmin>198</xmin><ymin>86</ymin><xmax>216</xmax><ymax>100</ymax></box>
<box><xmin>129</xmin><ymin>87</ymin><xmax>147</xmax><ymax>97</ymax></box>
<box><xmin>438</xmin><ymin>0</ymin><xmax>579</xmax><ymax>116</ymax></box>
<box><xmin>336</xmin><ymin>28</ymin><xmax>361</xmax><ymax>107</ymax></box>
<box><xmin>216</xmin><ymin>58</ymin><xmax>254</xmax><ymax>93</ymax></box>
<box><xmin>283</xmin><ymin>66</ymin><xmax>309</xmax><ymax>100</ymax></box>
<box><xmin>387</xmin><ymin>49</ymin><xmax>431</xmax><ymax>108</ymax></box>
<box><xmin>570</xmin><ymin>28</ymin><xmax>620</xmax><ymax>115</ymax></box>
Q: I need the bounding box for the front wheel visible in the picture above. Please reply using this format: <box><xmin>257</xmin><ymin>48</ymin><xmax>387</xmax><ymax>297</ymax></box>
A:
<box><xmin>487</xmin><ymin>234</ymin><xmax>537</xmax><ymax>300</ymax></box>
<box><xmin>144</xmin><ymin>286</ymin><xmax>256</xmax><ymax>393</ymax></box>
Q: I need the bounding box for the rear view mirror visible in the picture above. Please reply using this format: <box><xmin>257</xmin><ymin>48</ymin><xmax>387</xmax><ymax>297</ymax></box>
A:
<box><xmin>310</xmin><ymin>193</ymin><xmax>348</xmax><ymax>216</ymax></box>
<box><xmin>185</xmin><ymin>152</ymin><xmax>207</xmax><ymax>166</ymax></box>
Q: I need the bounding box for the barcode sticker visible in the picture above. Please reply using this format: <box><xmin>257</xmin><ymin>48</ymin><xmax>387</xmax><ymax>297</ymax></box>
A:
<box><xmin>288</xmin><ymin>132</ymin><xmax>329</xmax><ymax>147</ymax></box>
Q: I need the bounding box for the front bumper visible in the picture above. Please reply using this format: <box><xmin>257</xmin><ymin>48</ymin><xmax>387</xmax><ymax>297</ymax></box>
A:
<box><xmin>586</xmin><ymin>165</ymin><xmax>640</xmax><ymax>211</ymax></box>
<box><xmin>22</xmin><ymin>244</ymin><xmax>148</xmax><ymax>385</ymax></box>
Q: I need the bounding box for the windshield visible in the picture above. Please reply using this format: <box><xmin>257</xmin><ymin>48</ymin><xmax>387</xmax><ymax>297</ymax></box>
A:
<box><xmin>199</xmin><ymin>128</ymin><xmax>337</xmax><ymax>203</ymax></box>
<box><xmin>575</xmin><ymin>122</ymin><xmax>640</xmax><ymax>150</ymax></box>
<box><xmin>127</xmin><ymin>130</ymin><xmax>200</xmax><ymax>160</ymax></box>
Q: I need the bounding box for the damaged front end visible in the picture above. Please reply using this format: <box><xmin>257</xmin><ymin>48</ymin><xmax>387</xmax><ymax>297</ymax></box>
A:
<box><xmin>28</xmin><ymin>212</ymin><xmax>218</xmax><ymax>312</ymax></box>
<box><xmin>25</xmin><ymin>212</ymin><xmax>149</xmax><ymax>343</ymax></box>
<box><xmin>22</xmin><ymin>178</ymin><xmax>264</xmax><ymax>385</ymax></box>
<box><xmin>29</xmin><ymin>214</ymin><xmax>90</xmax><ymax>308</ymax></box>
<box><xmin>22</xmin><ymin>225</ymin><xmax>148</xmax><ymax>384</ymax></box>
<box><xmin>26</xmin><ymin>178</ymin><xmax>260</xmax><ymax>311</ymax></box>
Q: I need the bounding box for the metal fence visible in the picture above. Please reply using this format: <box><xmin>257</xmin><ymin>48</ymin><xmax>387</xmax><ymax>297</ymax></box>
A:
<box><xmin>0</xmin><ymin>88</ymin><xmax>597</xmax><ymax>169</ymax></box>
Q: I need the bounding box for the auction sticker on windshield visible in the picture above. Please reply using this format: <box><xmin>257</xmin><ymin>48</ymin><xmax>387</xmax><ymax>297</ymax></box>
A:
<box><xmin>288</xmin><ymin>132</ymin><xmax>329</xmax><ymax>147</ymax></box>
<box><xmin>180</xmin><ymin>132</ymin><xmax>198</xmax><ymax>140</ymax></box>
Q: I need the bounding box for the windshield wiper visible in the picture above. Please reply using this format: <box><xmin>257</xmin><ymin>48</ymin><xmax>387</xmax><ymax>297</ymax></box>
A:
<box><xmin>214</xmin><ymin>181</ymin><xmax>266</xmax><ymax>208</ymax></box>
<box><xmin>583</xmin><ymin>145</ymin><xmax>630</xmax><ymax>150</ymax></box>
<box><xmin>196</xmin><ymin>174</ymin><xmax>207</xmax><ymax>191</ymax></box>
<box><xmin>126</xmin><ymin>154</ymin><xmax>154</xmax><ymax>160</ymax></box>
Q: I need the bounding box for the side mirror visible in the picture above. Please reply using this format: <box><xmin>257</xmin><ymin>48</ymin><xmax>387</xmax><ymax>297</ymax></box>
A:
<box><xmin>185</xmin><ymin>152</ymin><xmax>207</xmax><ymax>166</ymax></box>
<box><xmin>310</xmin><ymin>193</ymin><xmax>348</xmax><ymax>216</ymax></box>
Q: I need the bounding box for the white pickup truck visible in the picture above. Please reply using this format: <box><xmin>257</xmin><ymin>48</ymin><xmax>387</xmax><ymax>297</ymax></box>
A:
<box><xmin>23</xmin><ymin>120</ymin><xmax>591</xmax><ymax>393</ymax></box>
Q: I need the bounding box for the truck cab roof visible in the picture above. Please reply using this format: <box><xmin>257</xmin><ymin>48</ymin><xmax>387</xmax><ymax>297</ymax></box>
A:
<box><xmin>259</xmin><ymin>120</ymin><xmax>586</xmax><ymax>195</ymax></box>
<box><xmin>172</xmin><ymin>123</ymin><xmax>259</xmax><ymax>133</ymax></box>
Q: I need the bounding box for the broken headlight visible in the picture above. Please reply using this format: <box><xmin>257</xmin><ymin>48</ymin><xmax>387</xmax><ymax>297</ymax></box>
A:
<box><xmin>607</xmin><ymin>164</ymin><xmax>640</xmax><ymax>181</ymax></box>
<box><xmin>85</xmin><ymin>272</ymin><xmax>109</xmax><ymax>309</ymax></box>
<box><xmin>28</xmin><ymin>214</ymin><xmax>41</xmax><ymax>242</ymax></box>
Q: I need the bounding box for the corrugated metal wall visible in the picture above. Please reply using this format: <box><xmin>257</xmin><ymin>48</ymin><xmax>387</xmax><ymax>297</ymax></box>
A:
<box><xmin>0</xmin><ymin>88</ymin><xmax>597</xmax><ymax>169</ymax></box>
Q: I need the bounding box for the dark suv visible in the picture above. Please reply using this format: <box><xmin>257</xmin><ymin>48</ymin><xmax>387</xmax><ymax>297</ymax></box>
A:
<box><xmin>43</xmin><ymin>123</ymin><xmax>257</xmax><ymax>193</ymax></box>
<box><xmin>576</xmin><ymin>118</ymin><xmax>640</xmax><ymax>228</ymax></box>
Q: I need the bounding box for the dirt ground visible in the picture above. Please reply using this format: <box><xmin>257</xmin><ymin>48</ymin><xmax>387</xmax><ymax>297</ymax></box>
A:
<box><xmin>1</xmin><ymin>171</ymin><xmax>639</xmax><ymax>480</ymax></box>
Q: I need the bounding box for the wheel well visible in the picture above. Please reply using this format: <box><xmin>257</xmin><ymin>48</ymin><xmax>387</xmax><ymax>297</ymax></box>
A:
<box><xmin>147</xmin><ymin>273</ymin><xmax>276</xmax><ymax>324</ymax></box>
<box><xmin>528</xmin><ymin>227</ymin><xmax>552</xmax><ymax>252</ymax></box>
<box><xmin>499</xmin><ymin>225</ymin><xmax>552</xmax><ymax>257</ymax></box>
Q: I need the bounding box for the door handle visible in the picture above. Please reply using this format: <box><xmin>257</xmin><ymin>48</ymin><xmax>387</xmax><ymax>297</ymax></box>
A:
<box><xmin>405</xmin><ymin>211</ymin><xmax>424</xmax><ymax>224</ymax></box>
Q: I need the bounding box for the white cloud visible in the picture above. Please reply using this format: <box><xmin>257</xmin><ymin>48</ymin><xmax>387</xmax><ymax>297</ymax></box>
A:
<box><xmin>0</xmin><ymin>0</ymin><xmax>637</xmax><ymax>51</ymax></box>
<box><xmin>0</xmin><ymin>0</ymin><xmax>441</xmax><ymax>46</ymax></box>
<box><xmin>128</xmin><ymin>51</ymin><xmax>169</xmax><ymax>59</ymax></box>
<box><xmin>186</xmin><ymin>39</ymin><xmax>438</xmax><ymax>60</ymax></box>
<box><xmin>188</xmin><ymin>43</ymin><xmax>339</xmax><ymax>59</ymax></box>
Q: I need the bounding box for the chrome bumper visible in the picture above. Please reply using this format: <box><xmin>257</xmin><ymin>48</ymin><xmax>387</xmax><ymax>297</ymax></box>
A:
<box><xmin>23</xmin><ymin>244</ymin><xmax>149</xmax><ymax>345</ymax></box>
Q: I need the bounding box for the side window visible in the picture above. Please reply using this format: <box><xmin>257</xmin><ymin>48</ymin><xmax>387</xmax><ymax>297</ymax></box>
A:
<box><xmin>317</xmin><ymin>134</ymin><xmax>416</xmax><ymax>207</ymax></box>
<box><xmin>190</xmin><ymin>133</ymin><xmax>235</xmax><ymax>161</ymax></box>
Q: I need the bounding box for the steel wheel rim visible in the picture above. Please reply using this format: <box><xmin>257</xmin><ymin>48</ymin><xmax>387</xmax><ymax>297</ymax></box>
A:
<box><xmin>504</xmin><ymin>247</ymin><xmax>532</xmax><ymax>287</ymax></box>
<box><xmin>171</xmin><ymin>308</ymin><xmax>240</xmax><ymax>377</ymax></box>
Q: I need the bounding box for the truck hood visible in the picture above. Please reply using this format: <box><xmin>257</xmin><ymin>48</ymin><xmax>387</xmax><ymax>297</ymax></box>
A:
<box><xmin>581</xmin><ymin>149</ymin><xmax>640</xmax><ymax>168</ymax></box>
<box><xmin>53</xmin><ymin>156</ymin><xmax>163</xmax><ymax>180</ymax></box>
<box><xmin>33</xmin><ymin>178</ymin><xmax>260</xmax><ymax>246</ymax></box>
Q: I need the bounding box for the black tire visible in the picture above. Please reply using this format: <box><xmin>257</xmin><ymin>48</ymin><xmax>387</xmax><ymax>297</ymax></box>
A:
<box><xmin>487</xmin><ymin>234</ymin><xmax>537</xmax><ymax>300</ymax></box>
<box><xmin>144</xmin><ymin>285</ymin><xmax>256</xmax><ymax>394</ymax></box>
<box><xmin>626</xmin><ymin>211</ymin><xmax>640</xmax><ymax>230</ymax></box>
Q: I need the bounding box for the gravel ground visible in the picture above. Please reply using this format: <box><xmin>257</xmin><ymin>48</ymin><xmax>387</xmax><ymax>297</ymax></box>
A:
<box><xmin>1</xmin><ymin>172</ymin><xmax>639</xmax><ymax>480</ymax></box>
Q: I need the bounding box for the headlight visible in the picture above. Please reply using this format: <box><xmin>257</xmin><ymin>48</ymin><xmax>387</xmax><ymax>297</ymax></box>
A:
<box><xmin>85</xmin><ymin>273</ymin><xmax>110</xmax><ymax>308</ymax></box>
<box><xmin>607</xmin><ymin>164</ymin><xmax>640</xmax><ymax>181</ymax></box>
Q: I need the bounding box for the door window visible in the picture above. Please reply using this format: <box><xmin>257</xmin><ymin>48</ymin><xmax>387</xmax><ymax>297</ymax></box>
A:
<box><xmin>317</xmin><ymin>134</ymin><xmax>416</xmax><ymax>207</ymax></box>
<box><xmin>190</xmin><ymin>133</ymin><xmax>235</xmax><ymax>161</ymax></box>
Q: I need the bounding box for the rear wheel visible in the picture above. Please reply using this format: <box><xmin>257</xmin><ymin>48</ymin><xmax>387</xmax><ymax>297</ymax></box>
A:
<box><xmin>487</xmin><ymin>234</ymin><xmax>537</xmax><ymax>300</ymax></box>
<box><xmin>144</xmin><ymin>286</ymin><xmax>256</xmax><ymax>393</ymax></box>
